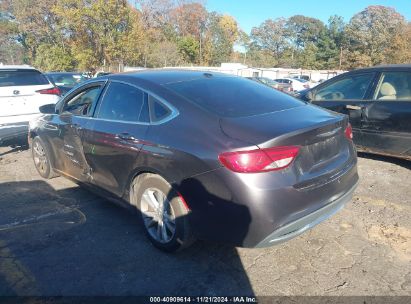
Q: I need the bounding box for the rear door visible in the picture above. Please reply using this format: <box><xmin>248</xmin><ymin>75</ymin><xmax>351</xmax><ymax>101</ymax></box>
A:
<box><xmin>311</xmin><ymin>72</ymin><xmax>377</xmax><ymax>146</ymax></box>
<box><xmin>82</xmin><ymin>81</ymin><xmax>149</xmax><ymax>196</ymax></box>
<box><xmin>360</xmin><ymin>70</ymin><xmax>411</xmax><ymax>158</ymax></box>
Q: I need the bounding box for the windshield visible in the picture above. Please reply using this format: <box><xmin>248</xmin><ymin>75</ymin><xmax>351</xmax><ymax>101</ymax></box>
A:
<box><xmin>294</xmin><ymin>78</ymin><xmax>308</xmax><ymax>83</ymax></box>
<box><xmin>47</xmin><ymin>73</ymin><xmax>86</xmax><ymax>87</ymax></box>
<box><xmin>259</xmin><ymin>78</ymin><xmax>278</xmax><ymax>85</ymax></box>
<box><xmin>165</xmin><ymin>76</ymin><xmax>304</xmax><ymax>117</ymax></box>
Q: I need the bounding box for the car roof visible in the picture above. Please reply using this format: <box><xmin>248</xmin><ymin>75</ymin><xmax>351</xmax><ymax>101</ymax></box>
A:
<box><xmin>0</xmin><ymin>65</ymin><xmax>37</xmax><ymax>70</ymax></box>
<box><xmin>109</xmin><ymin>69</ymin><xmax>232</xmax><ymax>85</ymax></box>
<box><xmin>351</xmin><ymin>64</ymin><xmax>411</xmax><ymax>73</ymax></box>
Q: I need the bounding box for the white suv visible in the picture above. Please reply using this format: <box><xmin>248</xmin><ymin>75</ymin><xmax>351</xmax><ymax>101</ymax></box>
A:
<box><xmin>0</xmin><ymin>65</ymin><xmax>60</xmax><ymax>144</ymax></box>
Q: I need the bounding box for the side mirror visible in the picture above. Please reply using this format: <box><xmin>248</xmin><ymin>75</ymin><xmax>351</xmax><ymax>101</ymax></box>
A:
<box><xmin>39</xmin><ymin>104</ymin><xmax>56</xmax><ymax>114</ymax></box>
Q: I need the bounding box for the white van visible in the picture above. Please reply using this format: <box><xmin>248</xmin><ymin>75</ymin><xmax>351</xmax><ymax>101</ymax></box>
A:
<box><xmin>0</xmin><ymin>65</ymin><xmax>60</xmax><ymax>144</ymax></box>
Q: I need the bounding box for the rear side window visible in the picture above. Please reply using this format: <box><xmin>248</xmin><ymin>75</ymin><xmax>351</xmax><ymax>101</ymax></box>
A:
<box><xmin>97</xmin><ymin>82</ymin><xmax>144</xmax><ymax>122</ymax></box>
<box><xmin>373</xmin><ymin>71</ymin><xmax>411</xmax><ymax>101</ymax></box>
<box><xmin>0</xmin><ymin>69</ymin><xmax>49</xmax><ymax>87</ymax></box>
<box><xmin>165</xmin><ymin>76</ymin><xmax>304</xmax><ymax>117</ymax></box>
<box><xmin>149</xmin><ymin>95</ymin><xmax>171</xmax><ymax>122</ymax></box>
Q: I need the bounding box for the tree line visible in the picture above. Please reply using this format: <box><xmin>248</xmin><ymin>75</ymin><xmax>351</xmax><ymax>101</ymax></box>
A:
<box><xmin>1</xmin><ymin>0</ymin><xmax>410</xmax><ymax>72</ymax></box>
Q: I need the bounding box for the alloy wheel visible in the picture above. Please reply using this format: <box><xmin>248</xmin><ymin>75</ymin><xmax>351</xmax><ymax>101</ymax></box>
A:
<box><xmin>33</xmin><ymin>140</ymin><xmax>48</xmax><ymax>176</ymax></box>
<box><xmin>140</xmin><ymin>187</ymin><xmax>176</xmax><ymax>243</ymax></box>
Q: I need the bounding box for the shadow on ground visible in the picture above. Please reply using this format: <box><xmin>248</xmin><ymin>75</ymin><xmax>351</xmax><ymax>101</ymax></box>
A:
<box><xmin>357</xmin><ymin>152</ymin><xmax>411</xmax><ymax>170</ymax></box>
<box><xmin>0</xmin><ymin>180</ymin><xmax>254</xmax><ymax>296</ymax></box>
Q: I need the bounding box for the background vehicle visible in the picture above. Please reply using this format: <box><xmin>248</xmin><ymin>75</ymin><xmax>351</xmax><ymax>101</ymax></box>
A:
<box><xmin>292</xmin><ymin>75</ymin><xmax>318</xmax><ymax>88</ymax></box>
<box><xmin>275</xmin><ymin>77</ymin><xmax>310</xmax><ymax>91</ymax></box>
<box><xmin>299</xmin><ymin>64</ymin><xmax>411</xmax><ymax>160</ymax></box>
<box><xmin>0</xmin><ymin>65</ymin><xmax>60</xmax><ymax>144</ymax></box>
<box><xmin>247</xmin><ymin>77</ymin><xmax>293</xmax><ymax>93</ymax></box>
<box><xmin>29</xmin><ymin>70</ymin><xmax>358</xmax><ymax>252</ymax></box>
<box><xmin>292</xmin><ymin>75</ymin><xmax>310</xmax><ymax>82</ymax></box>
<box><xmin>45</xmin><ymin>72</ymin><xmax>87</xmax><ymax>95</ymax></box>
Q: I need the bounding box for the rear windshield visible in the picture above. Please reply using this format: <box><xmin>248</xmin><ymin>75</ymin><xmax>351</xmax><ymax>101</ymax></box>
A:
<box><xmin>0</xmin><ymin>69</ymin><xmax>49</xmax><ymax>87</ymax></box>
<box><xmin>165</xmin><ymin>76</ymin><xmax>305</xmax><ymax>117</ymax></box>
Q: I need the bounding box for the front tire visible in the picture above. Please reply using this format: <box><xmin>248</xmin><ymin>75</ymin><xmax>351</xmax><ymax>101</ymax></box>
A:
<box><xmin>31</xmin><ymin>136</ymin><xmax>57</xmax><ymax>179</ymax></box>
<box><xmin>130</xmin><ymin>174</ymin><xmax>195</xmax><ymax>252</ymax></box>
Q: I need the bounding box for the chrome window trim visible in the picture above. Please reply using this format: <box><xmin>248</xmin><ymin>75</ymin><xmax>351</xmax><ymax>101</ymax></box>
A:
<box><xmin>83</xmin><ymin>116</ymin><xmax>151</xmax><ymax>126</ymax></box>
<box><xmin>95</xmin><ymin>79</ymin><xmax>179</xmax><ymax>126</ymax></box>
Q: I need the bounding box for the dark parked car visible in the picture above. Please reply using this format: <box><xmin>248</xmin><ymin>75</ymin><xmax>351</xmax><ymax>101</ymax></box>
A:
<box><xmin>29</xmin><ymin>70</ymin><xmax>358</xmax><ymax>252</ymax></box>
<box><xmin>298</xmin><ymin>65</ymin><xmax>411</xmax><ymax>160</ymax></box>
<box><xmin>246</xmin><ymin>76</ymin><xmax>293</xmax><ymax>93</ymax></box>
<box><xmin>45</xmin><ymin>72</ymin><xmax>87</xmax><ymax>95</ymax></box>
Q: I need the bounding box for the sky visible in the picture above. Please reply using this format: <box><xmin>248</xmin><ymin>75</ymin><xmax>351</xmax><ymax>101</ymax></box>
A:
<box><xmin>206</xmin><ymin>0</ymin><xmax>411</xmax><ymax>33</ymax></box>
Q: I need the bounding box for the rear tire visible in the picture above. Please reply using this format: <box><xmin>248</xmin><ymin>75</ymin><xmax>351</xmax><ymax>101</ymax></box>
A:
<box><xmin>31</xmin><ymin>136</ymin><xmax>58</xmax><ymax>179</ymax></box>
<box><xmin>130</xmin><ymin>173</ymin><xmax>195</xmax><ymax>252</ymax></box>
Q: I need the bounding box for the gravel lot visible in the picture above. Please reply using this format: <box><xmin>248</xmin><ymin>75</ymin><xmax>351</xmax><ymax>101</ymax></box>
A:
<box><xmin>0</xmin><ymin>145</ymin><xmax>410</xmax><ymax>297</ymax></box>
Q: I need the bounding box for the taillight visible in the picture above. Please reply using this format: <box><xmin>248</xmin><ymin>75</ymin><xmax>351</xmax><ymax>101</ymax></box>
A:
<box><xmin>36</xmin><ymin>87</ymin><xmax>61</xmax><ymax>95</ymax></box>
<box><xmin>345</xmin><ymin>123</ymin><xmax>353</xmax><ymax>140</ymax></box>
<box><xmin>218</xmin><ymin>146</ymin><xmax>300</xmax><ymax>173</ymax></box>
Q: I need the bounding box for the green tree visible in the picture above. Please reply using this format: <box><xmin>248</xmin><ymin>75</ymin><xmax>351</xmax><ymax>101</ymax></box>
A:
<box><xmin>250</xmin><ymin>18</ymin><xmax>289</xmax><ymax>64</ymax></box>
<box><xmin>33</xmin><ymin>44</ymin><xmax>74</xmax><ymax>71</ymax></box>
<box><xmin>203</xmin><ymin>13</ymin><xmax>239</xmax><ymax>66</ymax></box>
<box><xmin>315</xmin><ymin>16</ymin><xmax>345</xmax><ymax>69</ymax></box>
<box><xmin>345</xmin><ymin>5</ymin><xmax>406</xmax><ymax>68</ymax></box>
<box><xmin>177</xmin><ymin>36</ymin><xmax>199</xmax><ymax>63</ymax></box>
<box><xmin>287</xmin><ymin>15</ymin><xmax>325</xmax><ymax>49</ymax></box>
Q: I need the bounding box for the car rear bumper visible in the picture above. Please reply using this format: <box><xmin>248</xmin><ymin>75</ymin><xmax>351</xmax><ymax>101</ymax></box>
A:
<box><xmin>179</xmin><ymin>152</ymin><xmax>358</xmax><ymax>247</ymax></box>
<box><xmin>254</xmin><ymin>181</ymin><xmax>357</xmax><ymax>247</ymax></box>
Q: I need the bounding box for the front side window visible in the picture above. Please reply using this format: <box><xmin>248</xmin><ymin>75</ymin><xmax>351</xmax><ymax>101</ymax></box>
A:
<box><xmin>63</xmin><ymin>86</ymin><xmax>101</xmax><ymax>116</ymax></box>
<box><xmin>314</xmin><ymin>73</ymin><xmax>374</xmax><ymax>101</ymax></box>
<box><xmin>373</xmin><ymin>71</ymin><xmax>411</xmax><ymax>101</ymax></box>
<box><xmin>97</xmin><ymin>82</ymin><xmax>144</xmax><ymax>122</ymax></box>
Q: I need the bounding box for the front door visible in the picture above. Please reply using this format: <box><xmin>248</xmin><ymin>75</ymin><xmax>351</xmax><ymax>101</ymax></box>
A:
<box><xmin>311</xmin><ymin>72</ymin><xmax>377</xmax><ymax>146</ymax></box>
<box><xmin>52</xmin><ymin>83</ymin><xmax>106</xmax><ymax>180</ymax></box>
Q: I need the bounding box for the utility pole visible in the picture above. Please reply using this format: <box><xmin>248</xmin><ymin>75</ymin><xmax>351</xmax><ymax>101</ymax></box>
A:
<box><xmin>339</xmin><ymin>46</ymin><xmax>343</xmax><ymax>70</ymax></box>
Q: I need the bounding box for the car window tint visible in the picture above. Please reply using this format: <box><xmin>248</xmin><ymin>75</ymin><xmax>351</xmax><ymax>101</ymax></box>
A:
<box><xmin>0</xmin><ymin>70</ymin><xmax>49</xmax><ymax>87</ymax></box>
<box><xmin>314</xmin><ymin>73</ymin><xmax>374</xmax><ymax>101</ymax></box>
<box><xmin>149</xmin><ymin>95</ymin><xmax>171</xmax><ymax>122</ymax></box>
<box><xmin>166</xmin><ymin>76</ymin><xmax>305</xmax><ymax>117</ymax></box>
<box><xmin>64</xmin><ymin>86</ymin><xmax>101</xmax><ymax>116</ymax></box>
<box><xmin>97</xmin><ymin>82</ymin><xmax>144</xmax><ymax>122</ymax></box>
<box><xmin>374</xmin><ymin>72</ymin><xmax>411</xmax><ymax>101</ymax></box>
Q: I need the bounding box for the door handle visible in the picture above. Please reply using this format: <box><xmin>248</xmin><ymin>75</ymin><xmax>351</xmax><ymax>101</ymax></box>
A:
<box><xmin>346</xmin><ymin>105</ymin><xmax>362</xmax><ymax>110</ymax></box>
<box><xmin>116</xmin><ymin>133</ymin><xmax>135</xmax><ymax>141</ymax></box>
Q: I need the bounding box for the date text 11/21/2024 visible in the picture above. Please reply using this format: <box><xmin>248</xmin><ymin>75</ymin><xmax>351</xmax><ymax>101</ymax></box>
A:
<box><xmin>149</xmin><ymin>296</ymin><xmax>257</xmax><ymax>303</ymax></box>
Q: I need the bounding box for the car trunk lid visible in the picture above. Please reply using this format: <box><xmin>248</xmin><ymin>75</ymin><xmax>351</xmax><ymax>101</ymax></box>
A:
<box><xmin>219</xmin><ymin>105</ymin><xmax>352</xmax><ymax>184</ymax></box>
